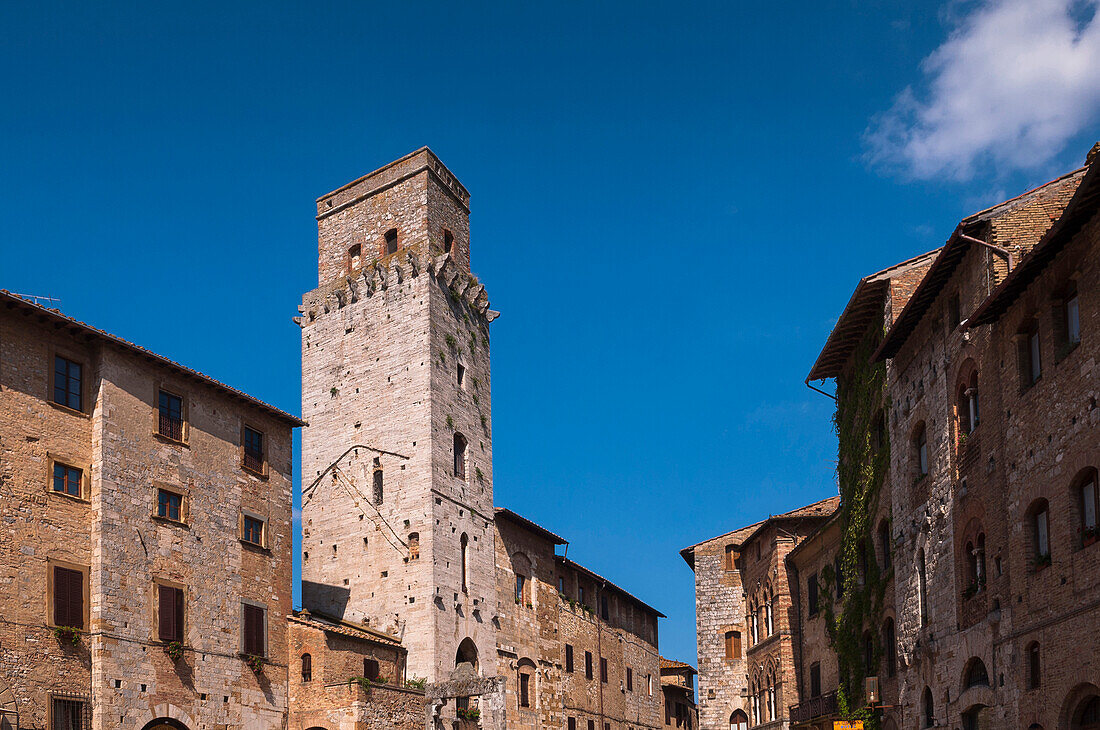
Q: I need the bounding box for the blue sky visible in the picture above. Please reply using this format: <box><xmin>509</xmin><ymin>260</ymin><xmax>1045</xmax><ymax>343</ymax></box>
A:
<box><xmin>3</xmin><ymin>0</ymin><xmax>1098</xmax><ymax>665</ymax></box>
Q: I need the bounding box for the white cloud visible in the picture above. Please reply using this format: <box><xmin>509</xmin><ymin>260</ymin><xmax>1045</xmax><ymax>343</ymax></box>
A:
<box><xmin>865</xmin><ymin>0</ymin><xmax>1100</xmax><ymax>181</ymax></box>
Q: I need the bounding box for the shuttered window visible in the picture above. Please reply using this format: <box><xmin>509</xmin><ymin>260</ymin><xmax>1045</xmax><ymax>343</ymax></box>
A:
<box><xmin>565</xmin><ymin>644</ymin><xmax>574</xmax><ymax>673</ymax></box>
<box><xmin>725</xmin><ymin>630</ymin><xmax>742</xmax><ymax>659</ymax></box>
<box><xmin>585</xmin><ymin>651</ymin><xmax>593</xmax><ymax>679</ymax></box>
<box><xmin>53</xmin><ymin>566</ymin><xmax>84</xmax><ymax>629</ymax></box>
<box><xmin>158</xmin><ymin>584</ymin><xmax>184</xmax><ymax>642</ymax></box>
<box><xmin>243</xmin><ymin>603</ymin><xmax>266</xmax><ymax>656</ymax></box>
<box><xmin>600</xmin><ymin>657</ymin><xmax>608</xmax><ymax>683</ymax></box>
<box><xmin>627</xmin><ymin>667</ymin><xmax>633</xmax><ymax>691</ymax></box>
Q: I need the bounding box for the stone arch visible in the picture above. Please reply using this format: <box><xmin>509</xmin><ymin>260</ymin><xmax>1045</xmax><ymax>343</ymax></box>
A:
<box><xmin>139</xmin><ymin>711</ymin><xmax>193</xmax><ymax>730</ymax></box>
<box><xmin>455</xmin><ymin>637</ymin><xmax>479</xmax><ymax>675</ymax></box>
<box><xmin>1060</xmin><ymin>683</ymin><xmax>1100</xmax><ymax>730</ymax></box>
<box><xmin>963</xmin><ymin>656</ymin><xmax>990</xmax><ymax>689</ymax></box>
<box><xmin>729</xmin><ymin>708</ymin><xmax>749</xmax><ymax>730</ymax></box>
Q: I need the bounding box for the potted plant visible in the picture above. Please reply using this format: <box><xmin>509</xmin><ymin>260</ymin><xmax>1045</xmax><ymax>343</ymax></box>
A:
<box><xmin>244</xmin><ymin>654</ymin><xmax>265</xmax><ymax>673</ymax></box>
<box><xmin>165</xmin><ymin>640</ymin><xmax>185</xmax><ymax>662</ymax></box>
<box><xmin>52</xmin><ymin>626</ymin><xmax>81</xmax><ymax>645</ymax></box>
<box><xmin>1084</xmin><ymin>526</ymin><xmax>1099</xmax><ymax>547</ymax></box>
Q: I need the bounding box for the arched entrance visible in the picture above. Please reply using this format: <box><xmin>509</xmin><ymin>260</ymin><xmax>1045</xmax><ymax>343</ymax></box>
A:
<box><xmin>455</xmin><ymin>637</ymin><xmax>479</xmax><ymax>675</ymax></box>
<box><xmin>729</xmin><ymin>709</ymin><xmax>748</xmax><ymax>730</ymax></box>
<box><xmin>141</xmin><ymin>720</ymin><xmax>189</xmax><ymax>730</ymax></box>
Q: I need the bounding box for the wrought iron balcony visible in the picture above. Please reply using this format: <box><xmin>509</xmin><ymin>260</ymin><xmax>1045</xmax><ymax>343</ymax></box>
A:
<box><xmin>789</xmin><ymin>691</ymin><xmax>838</xmax><ymax>724</ymax></box>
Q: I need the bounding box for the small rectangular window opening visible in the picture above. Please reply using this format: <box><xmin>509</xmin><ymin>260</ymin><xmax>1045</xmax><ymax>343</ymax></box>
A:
<box><xmin>53</xmin><ymin>463</ymin><xmax>82</xmax><ymax>498</ymax></box>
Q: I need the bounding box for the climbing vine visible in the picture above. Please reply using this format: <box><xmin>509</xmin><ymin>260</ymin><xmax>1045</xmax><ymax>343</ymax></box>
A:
<box><xmin>821</xmin><ymin>321</ymin><xmax>891</xmax><ymax>729</ymax></box>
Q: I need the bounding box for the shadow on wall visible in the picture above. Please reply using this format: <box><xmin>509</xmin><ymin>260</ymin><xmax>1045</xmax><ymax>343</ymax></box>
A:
<box><xmin>302</xmin><ymin>581</ymin><xmax>351</xmax><ymax>619</ymax></box>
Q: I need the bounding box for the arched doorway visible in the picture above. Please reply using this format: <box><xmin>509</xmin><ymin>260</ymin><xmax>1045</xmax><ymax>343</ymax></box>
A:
<box><xmin>729</xmin><ymin>709</ymin><xmax>748</xmax><ymax>730</ymax></box>
<box><xmin>455</xmin><ymin>637</ymin><xmax>479</xmax><ymax>675</ymax></box>
<box><xmin>1072</xmin><ymin>694</ymin><xmax>1100</xmax><ymax>729</ymax></box>
<box><xmin>141</xmin><ymin>720</ymin><xmax>189</xmax><ymax>730</ymax></box>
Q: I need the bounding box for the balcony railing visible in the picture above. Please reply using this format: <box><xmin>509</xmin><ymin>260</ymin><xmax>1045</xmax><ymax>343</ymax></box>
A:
<box><xmin>789</xmin><ymin>692</ymin><xmax>838</xmax><ymax>724</ymax></box>
<box><xmin>159</xmin><ymin>413</ymin><xmax>183</xmax><ymax>441</ymax></box>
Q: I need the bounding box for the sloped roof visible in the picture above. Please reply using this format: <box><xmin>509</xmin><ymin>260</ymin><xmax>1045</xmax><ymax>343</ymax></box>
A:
<box><xmin>681</xmin><ymin>496</ymin><xmax>840</xmax><ymax>570</ymax></box>
<box><xmin>1</xmin><ymin>290</ymin><xmax>304</xmax><ymax>426</ymax></box>
<box><xmin>807</xmin><ymin>250</ymin><xmax>939</xmax><ymax>382</ymax></box>
<box><xmin>556</xmin><ymin>555</ymin><xmax>666</xmax><ymax>619</ymax></box>
<box><xmin>874</xmin><ymin>166</ymin><xmax>1087</xmax><ymax>361</ymax></box>
<box><xmin>970</xmin><ymin>159</ymin><xmax>1100</xmax><ymax>326</ymax></box>
<box><xmin>659</xmin><ymin>657</ymin><xmax>697</xmax><ymax>674</ymax></box>
<box><xmin>494</xmin><ymin>507</ymin><xmax>568</xmax><ymax>545</ymax></box>
<box><xmin>289</xmin><ymin>610</ymin><xmax>404</xmax><ymax>648</ymax></box>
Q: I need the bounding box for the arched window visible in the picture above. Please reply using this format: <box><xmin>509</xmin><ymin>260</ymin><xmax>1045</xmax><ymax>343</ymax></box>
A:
<box><xmin>384</xmin><ymin>228</ymin><xmax>399</xmax><ymax>255</ymax></box>
<box><xmin>863</xmin><ymin>630</ymin><xmax>875</xmax><ymax>674</ymax></box>
<box><xmin>301</xmin><ymin>652</ymin><xmax>312</xmax><ymax>682</ymax></box>
<box><xmin>1029</xmin><ymin>499</ymin><xmax>1051</xmax><ymax>567</ymax></box>
<box><xmin>915</xmin><ymin>423</ymin><xmax>929</xmax><ymax>477</ymax></box>
<box><xmin>918</xmin><ymin>549</ymin><xmax>929</xmax><ymax>627</ymax></box>
<box><xmin>964</xmin><ymin>657</ymin><xmax>989</xmax><ymax>688</ymax></box>
<box><xmin>1077</xmin><ymin>468</ymin><xmax>1099</xmax><ymax>544</ymax></box>
<box><xmin>453</xmin><ymin>433</ymin><xmax>468</xmax><ymax>479</ymax></box>
<box><xmin>879</xmin><ymin>520</ymin><xmax>892</xmax><ymax>572</ymax></box>
<box><xmin>750</xmin><ymin>602</ymin><xmax>759</xmax><ymax>644</ymax></box>
<box><xmin>764</xmin><ymin>591</ymin><xmax>774</xmax><ymax>636</ymax></box>
<box><xmin>922</xmin><ymin>687</ymin><xmax>934</xmax><ymax>728</ymax></box>
<box><xmin>724</xmin><ymin>630</ymin><xmax>741</xmax><ymax>659</ymax></box>
<box><xmin>729</xmin><ymin>709</ymin><xmax>748</xmax><ymax>730</ymax></box>
<box><xmin>766</xmin><ymin>674</ymin><xmax>776</xmax><ymax>720</ymax></box>
<box><xmin>460</xmin><ymin>533</ymin><xmax>469</xmax><ymax>592</ymax></box>
<box><xmin>408</xmin><ymin>532</ymin><xmax>419</xmax><ymax>561</ymax></box>
<box><xmin>883</xmin><ymin>618</ymin><xmax>896</xmax><ymax>677</ymax></box>
<box><xmin>958</xmin><ymin>370</ymin><xmax>979</xmax><ymax>437</ymax></box>
<box><xmin>455</xmin><ymin>637</ymin><xmax>479</xmax><ymax>674</ymax></box>
<box><xmin>1074</xmin><ymin>695</ymin><xmax>1100</xmax><ymax>729</ymax></box>
<box><xmin>1027</xmin><ymin>641</ymin><xmax>1041</xmax><ymax>689</ymax></box>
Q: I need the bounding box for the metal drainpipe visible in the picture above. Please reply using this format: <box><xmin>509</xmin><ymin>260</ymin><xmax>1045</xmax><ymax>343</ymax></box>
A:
<box><xmin>596</xmin><ymin>580</ymin><xmax>606</xmax><ymax>730</ymax></box>
<box><xmin>960</xmin><ymin>234</ymin><xmax>1013</xmax><ymax>271</ymax></box>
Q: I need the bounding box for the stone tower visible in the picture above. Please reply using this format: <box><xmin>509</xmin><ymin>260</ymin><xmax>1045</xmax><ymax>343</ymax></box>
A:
<box><xmin>298</xmin><ymin>148</ymin><xmax>498</xmax><ymax>683</ymax></box>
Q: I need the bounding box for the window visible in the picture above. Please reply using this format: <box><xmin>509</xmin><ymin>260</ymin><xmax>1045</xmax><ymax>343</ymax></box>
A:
<box><xmin>408</xmin><ymin>532</ymin><xmax>419</xmax><ymax>560</ymax></box>
<box><xmin>53</xmin><ymin>463</ymin><xmax>82</xmax><ymax>498</ymax></box>
<box><xmin>750</xmin><ymin>605</ymin><xmax>758</xmax><ymax>643</ymax></box>
<box><xmin>600</xmin><ymin>657</ymin><xmax>608</xmax><ymax>683</ymax></box>
<box><xmin>348</xmin><ymin>243</ymin><xmax>362</xmax><ymax>270</ymax></box>
<box><xmin>52</xmin><ymin>565</ymin><xmax>85</xmax><ymax>629</ymax></box>
<box><xmin>157</xmin><ymin>488</ymin><xmax>183</xmax><ymax>522</ymax></box>
<box><xmin>242</xmin><ymin>603</ymin><xmax>266</xmax><ymax>656</ymax></box>
<box><xmin>863</xmin><ymin>630</ymin><xmax>875</xmax><ymax>674</ymax></box>
<box><xmin>460</xmin><ymin>533</ymin><xmax>469</xmax><ymax>592</ymax></box>
<box><xmin>243</xmin><ymin>426</ymin><xmax>264</xmax><ymax>474</ymax></box>
<box><xmin>884</xmin><ymin>618</ymin><xmax>896</xmax><ymax>677</ymax></box>
<box><xmin>879</xmin><ymin>521</ymin><xmax>892</xmax><ymax>572</ymax></box>
<box><xmin>51</xmin><ymin>696</ymin><xmax>87</xmax><ymax>730</ymax></box>
<box><xmin>373</xmin><ymin>468</ymin><xmax>383</xmax><ymax>505</ymax></box>
<box><xmin>565</xmin><ymin>644</ymin><xmax>574</xmax><ymax>673</ymax></box>
<box><xmin>578</xmin><ymin>585</ymin><xmax>585</xmax><ymax>605</ymax></box>
<box><xmin>53</xmin><ymin>355</ymin><xmax>82</xmax><ymax>411</ymax></box>
<box><xmin>364</xmin><ymin>658</ymin><xmax>380</xmax><ymax>680</ymax></box>
<box><xmin>915</xmin><ymin>423</ymin><xmax>929</xmax><ymax>477</ymax></box>
<box><xmin>588</xmin><ymin>721</ymin><xmax>595</xmax><ymax>730</ymax></box>
<box><xmin>1019</xmin><ymin>322</ymin><xmax>1043</xmax><ymax>387</ymax></box>
<box><xmin>600</xmin><ymin>595</ymin><xmax>609</xmax><ymax>621</ymax></box>
<box><xmin>1075</xmin><ymin>695</ymin><xmax>1100</xmax><ymax>728</ymax></box>
<box><xmin>627</xmin><ymin>666</ymin><xmax>633</xmax><ymax>691</ymax></box>
<box><xmin>568</xmin><ymin>719</ymin><xmax>576</xmax><ymax>730</ymax></box>
<box><xmin>1080</xmin><ymin>470</ymin><xmax>1099</xmax><ymax>542</ymax></box>
<box><xmin>453</xmin><ymin>432</ymin><xmax>467</xmax><ymax>479</ymax></box>
<box><xmin>158</xmin><ymin>390</ymin><xmax>184</xmax><ymax>441</ymax></box>
<box><xmin>443</xmin><ymin>229</ymin><xmax>454</xmax><ymax>253</ymax></box>
<box><xmin>1033</xmin><ymin>501</ymin><xmax>1051</xmax><ymax>564</ymax></box>
<box><xmin>724</xmin><ymin>630</ymin><xmax>741</xmax><ymax>659</ymax></box>
<box><xmin>1028</xmin><ymin>641</ymin><xmax>1040</xmax><ymax>689</ymax></box>
<box><xmin>558</xmin><ymin>575</ymin><xmax>566</xmax><ymax>594</ymax></box>
<box><xmin>808</xmin><ymin>662</ymin><xmax>821</xmax><ymax>697</ymax></box>
<box><xmin>725</xmin><ymin>544</ymin><xmax>737</xmax><ymax>571</ymax></box>
<box><xmin>515</xmin><ymin>574</ymin><xmax>526</xmax><ymax>604</ymax></box>
<box><xmin>923</xmin><ymin>687</ymin><xmax>934</xmax><ymax>728</ymax></box>
<box><xmin>302</xmin><ymin>653</ymin><xmax>312</xmax><ymax>682</ymax></box>
<box><xmin>384</xmin><ymin>228</ymin><xmax>399</xmax><ymax>255</ymax></box>
<box><xmin>958</xmin><ymin>372</ymin><xmax>979</xmax><ymax>436</ymax></box>
<box><xmin>730</xmin><ymin>710</ymin><xmax>748</xmax><ymax>730</ymax></box>
<box><xmin>242</xmin><ymin>514</ymin><xmax>265</xmax><ymax>547</ymax></box>
<box><xmin>918</xmin><ymin>549</ymin><xmax>928</xmax><ymax>627</ymax></box>
<box><xmin>157</xmin><ymin>584</ymin><xmax>184</xmax><ymax>643</ymax></box>
<box><xmin>519</xmin><ymin>672</ymin><xmax>530</xmax><ymax>707</ymax></box>
<box><xmin>964</xmin><ymin>658</ymin><xmax>989</xmax><ymax>688</ymax></box>
<box><xmin>585</xmin><ymin>651</ymin><xmax>593</xmax><ymax>680</ymax></box>
<box><xmin>457</xmin><ymin>362</ymin><xmax>465</xmax><ymax>388</ymax></box>
<box><xmin>808</xmin><ymin>573</ymin><xmax>819</xmax><ymax>616</ymax></box>
<box><xmin>949</xmin><ymin>292</ymin><xmax>961</xmax><ymax>328</ymax></box>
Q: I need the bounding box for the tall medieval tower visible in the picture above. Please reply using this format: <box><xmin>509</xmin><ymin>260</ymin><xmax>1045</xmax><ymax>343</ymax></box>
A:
<box><xmin>298</xmin><ymin>148</ymin><xmax>498</xmax><ymax>683</ymax></box>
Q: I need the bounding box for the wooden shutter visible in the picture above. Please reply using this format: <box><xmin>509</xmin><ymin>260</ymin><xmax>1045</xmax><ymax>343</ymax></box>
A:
<box><xmin>159</xmin><ymin>585</ymin><xmax>183</xmax><ymax>642</ymax></box>
<box><xmin>54</xmin><ymin>567</ymin><xmax>84</xmax><ymax>629</ymax></box>
<box><xmin>244</xmin><ymin>604</ymin><xmax>265</xmax><ymax>656</ymax></box>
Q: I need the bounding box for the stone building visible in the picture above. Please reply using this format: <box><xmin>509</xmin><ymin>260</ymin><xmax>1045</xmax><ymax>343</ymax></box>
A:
<box><xmin>0</xmin><ymin>289</ymin><xmax>301</xmax><ymax>730</ymax></box>
<box><xmin>296</xmin><ymin>148</ymin><xmax>664</xmax><ymax>729</ymax></box>
<box><xmin>682</xmin><ymin>498</ymin><xmax>838</xmax><ymax>730</ymax></box>
<box><xmin>797</xmin><ymin>142</ymin><xmax>1100</xmax><ymax>729</ymax></box>
<box><xmin>659</xmin><ymin>658</ymin><xmax>697</xmax><ymax>730</ymax></box>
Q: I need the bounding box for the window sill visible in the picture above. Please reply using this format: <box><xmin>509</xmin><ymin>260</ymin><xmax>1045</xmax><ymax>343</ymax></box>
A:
<box><xmin>48</xmin><ymin>401</ymin><xmax>89</xmax><ymax>418</ymax></box>
<box><xmin>48</xmin><ymin>489</ymin><xmax>90</xmax><ymax>505</ymax></box>
<box><xmin>240</xmin><ymin>538</ymin><xmax>270</xmax><ymax>553</ymax></box>
<box><xmin>152</xmin><ymin>515</ymin><xmax>189</xmax><ymax>529</ymax></box>
<box><xmin>241</xmin><ymin>464</ymin><xmax>269</xmax><ymax>480</ymax></box>
<box><xmin>154</xmin><ymin>432</ymin><xmax>190</xmax><ymax>448</ymax></box>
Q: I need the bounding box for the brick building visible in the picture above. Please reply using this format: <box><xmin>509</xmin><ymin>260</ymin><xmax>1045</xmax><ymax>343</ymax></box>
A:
<box><xmin>0</xmin><ymin>290</ymin><xmax>301</xmax><ymax>730</ymax></box>
<box><xmin>797</xmin><ymin>142</ymin><xmax>1100</xmax><ymax>729</ymax></box>
<box><xmin>682</xmin><ymin>498</ymin><xmax>837</xmax><ymax>730</ymax></box>
<box><xmin>296</xmin><ymin>148</ymin><xmax>664</xmax><ymax>729</ymax></box>
<box><xmin>659</xmin><ymin>658</ymin><xmax>697</xmax><ymax>730</ymax></box>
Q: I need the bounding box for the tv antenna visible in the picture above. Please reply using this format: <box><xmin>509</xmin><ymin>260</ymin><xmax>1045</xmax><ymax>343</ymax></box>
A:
<box><xmin>11</xmin><ymin>293</ymin><xmax>60</xmax><ymax>306</ymax></box>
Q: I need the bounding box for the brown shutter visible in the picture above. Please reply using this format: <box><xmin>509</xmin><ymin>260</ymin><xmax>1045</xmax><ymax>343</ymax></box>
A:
<box><xmin>244</xmin><ymin>604</ymin><xmax>265</xmax><ymax>656</ymax></box>
<box><xmin>55</xmin><ymin>567</ymin><xmax>84</xmax><ymax>629</ymax></box>
<box><xmin>158</xmin><ymin>585</ymin><xmax>172</xmax><ymax>641</ymax></box>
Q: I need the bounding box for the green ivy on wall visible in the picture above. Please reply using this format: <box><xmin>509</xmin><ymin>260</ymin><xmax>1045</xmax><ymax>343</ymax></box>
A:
<box><xmin>820</xmin><ymin>321</ymin><xmax>891</xmax><ymax>729</ymax></box>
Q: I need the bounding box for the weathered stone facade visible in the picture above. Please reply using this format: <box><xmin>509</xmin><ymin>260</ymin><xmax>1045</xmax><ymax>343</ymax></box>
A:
<box><xmin>0</xmin><ymin>290</ymin><xmax>300</xmax><ymax>730</ymax></box>
<box><xmin>797</xmin><ymin>143</ymin><xmax>1100</xmax><ymax>729</ymax></box>
<box><xmin>659</xmin><ymin>658</ymin><xmax>698</xmax><ymax>730</ymax></box>
<box><xmin>683</xmin><ymin>499</ymin><xmax>837</xmax><ymax>730</ymax></box>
